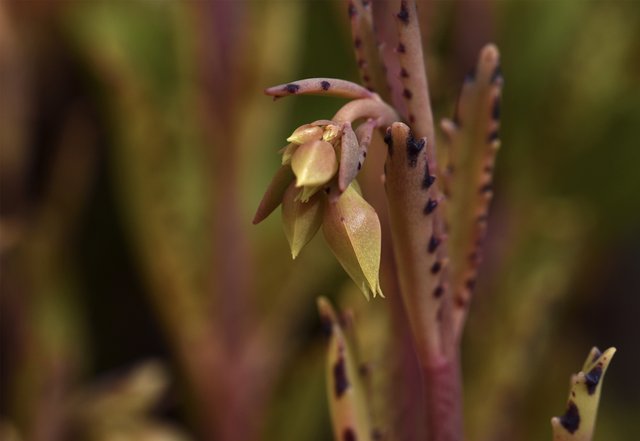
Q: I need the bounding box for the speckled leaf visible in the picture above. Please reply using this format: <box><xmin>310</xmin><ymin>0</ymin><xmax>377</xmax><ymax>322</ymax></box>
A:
<box><xmin>551</xmin><ymin>347</ymin><xmax>616</xmax><ymax>441</ymax></box>
<box><xmin>253</xmin><ymin>165</ymin><xmax>295</xmax><ymax>224</ymax></box>
<box><xmin>291</xmin><ymin>140</ymin><xmax>338</xmax><ymax>188</ymax></box>
<box><xmin>281</xmin><ymin>182</ymin><xmax>323</xmax><ymax>259</ymax></box>
<box><xmin>317</xmin><ymin>297</ymin><xmax>373</xmax><ymax>441</ymax></box>
<box><xmin>322</xmin><ymin>185</ymin><xmax>383</xmax><ymax>300</ymax></box>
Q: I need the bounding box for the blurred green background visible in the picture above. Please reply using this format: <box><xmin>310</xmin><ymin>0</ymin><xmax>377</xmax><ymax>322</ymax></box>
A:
<box><xmin>1</xmin><ymin>1</ymin><xmax>638</xmax><ymax>440</ymax></box>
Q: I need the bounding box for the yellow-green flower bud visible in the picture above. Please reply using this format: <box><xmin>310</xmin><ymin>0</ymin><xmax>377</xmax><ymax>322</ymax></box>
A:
<box><xmin>322</xmin><ymin>185</ymin><xmax>383</xmax><ymax>300</ymax></box>
<box><xmin>281</xmin><ymin>182</ymin><xmax>324</xmax><ymax>259</ymax></box>
<box><xmin>291</xmin><ymin>140</ymin><xmax>338</xmax><ymax>188</ymax></box>
<box><xmin>287</xmin><ymin>124</ymin><xmax>323</xmax><ymax>145</ymax></box>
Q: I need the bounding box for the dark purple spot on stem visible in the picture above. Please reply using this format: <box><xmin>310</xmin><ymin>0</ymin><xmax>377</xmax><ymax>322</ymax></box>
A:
<box><xmin>363</xmin><ymin>74</ymin><xmax>371</xmax><ymax>82</ymax></box>
<box><xmin>433</xmin><ymin>285</ymin><xmax>444</xmax><ymax>298</ymax></box>
<box><xmin>284</xmin><ymin>84</ymin><xmax>300</xmax><ymax>94</ymax></box>
<box><xmin>354</xmin><ymin>37</ymin><xmax>362</xmax><ymax>48</ymax></box>
<box><xmin>491</xmin><ymin>64</ymin><xmax>503</xmax><ymax>83</ymax></box>
<box><xmin>333</xmin><ymin>356</ymin><xmax>349</xmax><ymax>398</ymax></box>
<box><xmin>397</xmin><ymin>43</ymin><xmax>406</xmax><ymax>53</ymax></box>
<box><xmin>487</xmin><ymin>130</ymin><xmax>499</xmax><ymax>142</ymax></box>
<box><xmin>585</xmin><ymin>364</ymin><xmax>603</xmax><ymax>395</ymax></box>
<box><xmin>384</xmin><ymin>128</ymin><xmax>393</xmax><ymax>156</ymax></box>
<box><xmin>464</xmin><ymin>68</ymin><xmax>476</xmax><ymax>83</ymax></box>
<box><xmin>343</xmin><ymin>428</ymin><xmax>357</xmax><ymax>441</ymax></box>
<box><xmin>348</xmin><ymin>2</ymin><xmax>356</xmax><ymax>18</ymax></box>
<box><xmin>397</xmin><ymin>1</ymin><xmax>410</xmax><ymax>24</ymax></box>
<box><xmin>400</xmin><ymin>68</ymin><xmax>409</xmax><ymax>78</ymax></box>
<box><xmin>321</xmin><ymin>80</ymin><xmax>331</xmax><ymax>91</ymax></box>
<box><xmin>357</xmin><ymin>59</ymin><xmax>366</xmax><ymax>68</ymax></box>
<box><xmin>357</xmin><ymin>162</ymin><xmax>362</xmax><ymax>170</ymax></box>
<box><xmin>465</xmin><ymin>278</ymin><xmax>476</xmax><ymax>291</ymax></box>
<box><xmin>431</xmin><ymin>261</ymin><xmax>442</xmax><ymax>274</ymax></box>
<box><xmin>480</xmin><ymin>183</ymin><xmax>492</xmax><ymax>193</ymax></box>
<box><xmin>403</xmin><ymin>88</ymin><xmax>413</xmax><ymax>99</ymax></box>
<box><xmin>422</xmin><ymin>173</ymin><xmax>436</xmax><ymax>189</ymax></box>
<box><xmin>319</xmin><ymin>313</ymin><xmax>333</xmax><ymax>337</ymax></box>
<box><xmin>409</xmin><ymin>114</ymin><xmax>416</xmax><ymax>123</ymax></box>
<box><xmin>492</xmin><ymin>97</ymin><xmax>501</xmax><ymax>120</ymax></box>
<box><xmin>560</xmin><ymin>401</ymin><xmax>580</xmax><ymax>434</ymax></box>
<box><xmin>424</xmin><ymin>198</ymin><xmax>438</xmax><ymax>214</ymax></box>
<box><xmin>406</xmin><ymin>133</ymin><xmax>424</xmax><ymax>167</ymax></box>
<box><xmin>428</xmin><ymin>235</ymin><xmax>440</xmax><ymax>253</ymax></box>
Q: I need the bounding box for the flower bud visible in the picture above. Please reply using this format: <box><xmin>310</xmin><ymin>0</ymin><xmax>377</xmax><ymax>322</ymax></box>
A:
<box><xmin>287</xmin><ymin>124</ymin><xmax>323</xmax><ymax>144</ymax></box>
<box><xmin>322</xmin><ymin>185</ymin><xmax>383</xmax><ymax>299</ymax></box>
<box><xmin>323</xmin><ymin>124</ymin><xmax>341</xmax><ymax>142</ymax></box>
<box><xmin>282</xmin><ymin>182</ymin><xmax>324</xmax><ymax>259</ymax></box>
<box><xmin>291</xmin><ymin>140</ymin><xmax>338</xmax><ymax>188</ymax></box>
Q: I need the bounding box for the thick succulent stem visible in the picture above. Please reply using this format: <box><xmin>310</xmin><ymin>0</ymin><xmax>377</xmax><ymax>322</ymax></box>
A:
<box><xmin>422</xmin><ymin>356</ymin><xmax>464</xmax><ymax>441</ymax></box>
<box><xmin>385</xmin><ymin>122</ymin><xmax>461</xmax><ymax>441</ymax></box>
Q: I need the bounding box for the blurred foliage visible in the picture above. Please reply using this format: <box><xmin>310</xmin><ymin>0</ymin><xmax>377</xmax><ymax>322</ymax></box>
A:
<box><xmin>0</xmin><ymin>1</ymin><xmax>639</xmax><ymax>440</ymax></box>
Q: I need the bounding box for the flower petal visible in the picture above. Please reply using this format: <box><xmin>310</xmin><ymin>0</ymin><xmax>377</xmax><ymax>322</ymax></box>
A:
<box><xmin>322</xmin><ymin>185</ymin><xmax>383</xmax><ymax>299</ymax></box>
<box><xmin>282</xmin><ymin>182</ymin><xmax>324</xmax><ymax>259</ymax></box>
<box><xmin>287</xmin><ymin>124</ymin><xmax>324</xmax><ymax>145</ymax></box>
<box><xmin>279</xmin><ymin>143</ymin><xmax>297</xmax><ymax>165</ymax></box>
<box><xmin>338</xmin><ymin>122</ymin><xmax>361</xmax><ymax>192</ymax></box>
<box><xmin>253</xmin><ymin>165</ymin><xmax>295</xmax><ymax>224</ymax></box>
<box><xmin>291</xmin><ymin>140</ymin><xmax>338</xmax><ymax>188</ymax></box>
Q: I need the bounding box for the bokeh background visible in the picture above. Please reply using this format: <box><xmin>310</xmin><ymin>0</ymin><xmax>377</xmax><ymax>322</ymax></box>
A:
<box><xmin>1</xmin><ymin>1</ymin><xmax>639</xmax><ymax>440</ymax></box>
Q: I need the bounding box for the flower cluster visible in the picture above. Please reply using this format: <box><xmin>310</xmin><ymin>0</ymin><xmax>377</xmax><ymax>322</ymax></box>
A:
<box><xmin>254</xmin><ymin>120</ymin><xmax>383</xmax><ymax>299</ymax></box>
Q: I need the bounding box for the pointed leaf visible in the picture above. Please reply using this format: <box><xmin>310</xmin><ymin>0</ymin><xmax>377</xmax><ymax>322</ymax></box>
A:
<box><xmin>282</xmin><ymin>182</ymin><xmax>323</xmax><ymax>259</ymax></box>
<box><xmin>317</xmin><ymin>297</ymin><xmax>373</xmax><ymax>441</ymax></box>
<box><xmin>291</xmin><ymin>140</ymin><xmax>338</xmax><ymax>188</ymax></box>
<box><xmin>551</xmin><ymin>347</ymin><xmax>616</xmax><ymax>441</ymax></box>
<box><xmin>253</xmin><ymin>165</ymin><xmax>295</xmax><ymax>224</ymax></box>
<box><xmin>322</xmin><ymin>185</ymin><xmax>383</xmax><ymax>299</ymax></box>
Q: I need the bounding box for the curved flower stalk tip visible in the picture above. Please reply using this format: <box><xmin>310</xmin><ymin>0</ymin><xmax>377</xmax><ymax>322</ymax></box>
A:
<box><xmin>551</xmin><ymin>347</ymin><xmax>616</xmax><ymax>441</ymax></box>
